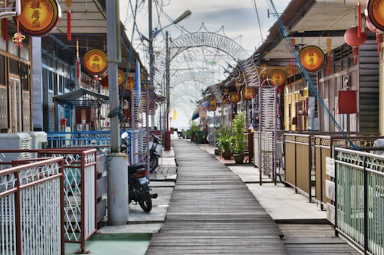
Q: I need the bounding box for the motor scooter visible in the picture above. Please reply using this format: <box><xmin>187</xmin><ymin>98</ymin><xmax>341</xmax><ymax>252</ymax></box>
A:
<box><xmin>120</xmin><ymin>132</ymin><xmax>158</xmax><ymax>213</ymax></box>
<box><xmin>149</xmin><ymin>133</ymin><xmax>161</xmax><ymax>173</ymax></box>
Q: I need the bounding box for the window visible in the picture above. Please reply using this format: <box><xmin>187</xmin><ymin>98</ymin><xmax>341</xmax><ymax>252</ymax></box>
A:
<box><xmin>9</xmin><ymin>59</ymin><xmax>19</xmax><ymax>75</ymax></box>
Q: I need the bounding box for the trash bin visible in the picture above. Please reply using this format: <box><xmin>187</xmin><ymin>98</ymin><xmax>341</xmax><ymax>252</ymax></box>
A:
<box><xmin>197</xmin><ymin>131</ymin><xmax>203</xmax><ymax>144</ymax></box>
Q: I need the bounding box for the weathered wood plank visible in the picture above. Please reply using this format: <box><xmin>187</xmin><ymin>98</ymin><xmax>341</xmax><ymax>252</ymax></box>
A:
<box><xmin>146</xmin><ymin>140</ymin><xmax>288</xmax><ymax>254</ymax></box>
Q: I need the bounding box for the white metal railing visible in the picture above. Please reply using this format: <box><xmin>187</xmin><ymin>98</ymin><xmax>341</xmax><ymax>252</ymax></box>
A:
<box><xmin>0</xmin><ymin>157</ymin><xmax>64</xmax><ymax>255</ymax></box>
<box><xmin>335</xmin><ymin>147</ymin><xmax>384</xmax><ymax>255</ymax></box>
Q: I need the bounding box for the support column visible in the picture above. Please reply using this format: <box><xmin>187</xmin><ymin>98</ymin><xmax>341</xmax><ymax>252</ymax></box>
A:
<box><xmin>106</xmin><ymin>0</ymin><xmax>128</xmax><ymax>225</ymax></box>
<box><xmin>31</xmin><ymin>37</ymin><xmax>43</xmax><ymax>131</ymax></box>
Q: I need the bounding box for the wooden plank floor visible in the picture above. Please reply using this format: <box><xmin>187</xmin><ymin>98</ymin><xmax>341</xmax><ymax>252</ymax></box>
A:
<box><xmin>146</xmin><ymin>140</ymin><xmax>288</xmax><ymax>255</ymax></box>
<box><xmin>278</xmin><ymin>224</ymin><xmax>360</xmax><ymax>255</ymax></box>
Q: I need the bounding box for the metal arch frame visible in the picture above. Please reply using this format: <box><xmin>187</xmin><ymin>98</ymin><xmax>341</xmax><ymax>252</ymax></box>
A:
<box><xmin>171</xmin><ymin>82</ymin><xmax>207</xmax><ymax>95</ymax></box>
<box><xmin>170</xmin><ymin>94</ymin><xmax>201</xmax><ymax>104</ymax></box>
<box><xmin>154</xmin><ymin>31</ymin><xmax>260</xmax><ymax>90</ymax></box>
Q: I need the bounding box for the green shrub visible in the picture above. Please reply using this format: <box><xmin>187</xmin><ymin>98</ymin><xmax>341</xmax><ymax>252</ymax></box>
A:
<box><xmin>232</xmin><ymin>113</ymin><xmax>247</xmax><ymax>155</ymax></box>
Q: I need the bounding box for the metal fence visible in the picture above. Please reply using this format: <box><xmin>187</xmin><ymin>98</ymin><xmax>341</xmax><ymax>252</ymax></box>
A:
<box><xmin>335</xmin><ymin>147</ymin><xmax>384</xmax><ymax>255</ymax></box>
<box><xmin>0</xmin><ymin>148</ymin><xmax>97</xmax><ymax>254</ymax></box>
<box><xmin>0</xmin><ymin>157</ymin><xmax>65</xmax><ymax>255</ymax></box>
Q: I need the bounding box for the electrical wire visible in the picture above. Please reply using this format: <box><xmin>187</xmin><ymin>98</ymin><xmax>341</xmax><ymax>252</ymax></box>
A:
<box><xmin>252</xmin><ymin>0</ymin><xmax>265</xmax><ymax>42</ymax></box>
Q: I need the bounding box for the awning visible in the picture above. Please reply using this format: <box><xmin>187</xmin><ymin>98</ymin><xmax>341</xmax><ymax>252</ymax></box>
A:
<box><xmin>54</xmin><ymin>88</ymin><xmax>109</xmax><ymax>107</ymax></box>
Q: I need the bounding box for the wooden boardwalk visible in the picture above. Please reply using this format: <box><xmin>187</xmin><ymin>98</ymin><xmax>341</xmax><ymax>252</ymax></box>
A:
<box><xmin>146</xmin><ymin>140</ymin><xmax>288</xmax><ymax>255</ymax></box>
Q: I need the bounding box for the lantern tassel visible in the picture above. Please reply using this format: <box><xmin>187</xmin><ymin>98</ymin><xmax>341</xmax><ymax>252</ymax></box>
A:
<box><xmin>327</xmin><ymin>54</ymin><xmax>331</xmax><ymax>75</ymax></box>
<box><xmin>353</xmin><ymin>47</ymin><xmax>358</xmax><ymax>64</ymax></box>
<box><xmin>357</xmin><ymin>2</ymin><xmax>361</xmax><ymax>38</ymax></box>
<box><xmin>291</xmin><ymin>55</ymin><xmax>293</xmax><ymax>75</ymax></box>
<box><xmin>67</xmin><ymin>9</ymin><xmax>72</xmax><ymax>41</ymax></box>
<box><xmin>2</xmin><ymin>18</ymin><xmax>7</xmax><ymax>42</ymax></box>
<box><xmin>377</xmin><ymin>33</ymin><xmax>383</xmax><ymax>52</ymax></box>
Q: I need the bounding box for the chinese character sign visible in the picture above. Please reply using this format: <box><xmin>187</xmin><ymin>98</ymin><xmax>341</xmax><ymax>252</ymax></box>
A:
<box><xmin>83</xmin><ymin>49</ymin><xmax>108</xmax><ymax>75</ymax></box>
<box><xmin>268</xmin><ymin>69</ymin><xmax>287</xmax><ymax>87</ymax></box>
<box><xmin>242</xmin><ymin>87</ymin><xmax>257</xmax><ymax>100</ymax></box>
<box><xmin>299</xmin><ymin>46</ymin><xmax>325</xmax><ymax>72</ymax></box>
<box><xmin>118</xmin><ymin>70</ymin><xmax>126</xmax><ymax>86</ymax></box>
<box><xmin>17</xmin><ymin>0</ymin><xmax>61</xmax><ymax>36</ymax></box>
<box><xmin>229</xmin><ymin>92</ymin><xmax>241</xmax><ymax>103</ymax></box>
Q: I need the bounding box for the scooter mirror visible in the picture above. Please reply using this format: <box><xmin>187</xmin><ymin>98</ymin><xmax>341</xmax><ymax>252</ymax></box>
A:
<box><xmin>121</xmin><ymin>132</ymin><xmax>129</xmax><ymax>139</ymax></box>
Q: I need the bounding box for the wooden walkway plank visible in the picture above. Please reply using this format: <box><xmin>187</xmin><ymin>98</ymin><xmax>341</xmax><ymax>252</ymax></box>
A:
<box><xmin>146</xmin><ymin>140</ymin><xmax>288</xmax><ymax>255</ymax></box>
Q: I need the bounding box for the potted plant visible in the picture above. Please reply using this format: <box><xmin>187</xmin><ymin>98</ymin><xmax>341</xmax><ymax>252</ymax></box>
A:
<box><xmin>217</xmin><ymin>134</ymin><xmax>233</xmax><ymax>160</ymax></box>
<box><xmin>232</xmin><ymin>113</ymin><xmax>247</xmax><ymax>164</ymax></box>
<box><xmin>214</xmin><ymin>125</ymin><xmax>232</xmax><ymax>155</ymax></box>
<box><xmin>189</xmin><ymin>121</ymin><xmax>200</xmax><ymax>143</ymax></box>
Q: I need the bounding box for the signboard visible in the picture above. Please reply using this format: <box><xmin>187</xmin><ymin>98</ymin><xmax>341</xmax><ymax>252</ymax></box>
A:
<box><xmin>83</xmin><ymin>49</ymin><xmax>108</xmax><ymax>75</ymax></box>
<box><xmin>366</xmin><ymin>0</ymin><xmax>384</xmax><ymax>33</ymax></box>
<box><xmin>242</xmin><ymin>87</ymin><xmax>256</xmax><ymax>100</ymax></box>
<box><xmin>268</xmin><ymin>69</ymin><xmax>287</xmax><ymax>87</ymax></box>
<box><xmin>118</xmin><ymin>70</ymin><xmax>125</xmax><ymax>86</ymax></box>
<box><xmin>17</xmin><ymin>0</ymin><xmax>61</xmax><ymax>37</ymax></box>
<box><xmin>124</xmin><ymin>76</ymin><xmax>135</xmax><ymax>91</ymax></box>
<box><xmin>229</xmin><ymin>91</ymin><xmax>241</xmax><ymax>103</ymax></box>
<box><xmin>299</xmin><ymin>46</ymin><xmax>325</xmax><ymax>72</ymax></box>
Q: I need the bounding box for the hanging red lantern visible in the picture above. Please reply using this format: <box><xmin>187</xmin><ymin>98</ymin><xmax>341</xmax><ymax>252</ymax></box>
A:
<box><xmin>100</xmin><ymin>76</ymin><xmax>108</xmax><ymax>88</ymax></box>
<box><xmin>344</xmin><ymin>26</ymin><xmax>367</xmax><ymax>63</ymax></box>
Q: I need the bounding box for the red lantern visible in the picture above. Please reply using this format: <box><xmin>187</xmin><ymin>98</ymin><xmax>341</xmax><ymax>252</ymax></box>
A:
<box><xmin>100</xmin><ymin>77</ymin><xmax>108</xmax><ymax>88</ymax></box>
<box><xmin>344</xmin><ymin>26</ymin><xmax>367</xmax><ymax>63</ymax></box>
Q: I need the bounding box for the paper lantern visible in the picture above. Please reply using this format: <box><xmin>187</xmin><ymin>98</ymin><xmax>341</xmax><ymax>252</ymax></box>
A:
<box><xmin>209</xmin><ymin>98</ymin><xmax>216</xmax><ymax>107</ymax></box>
<box><xmin>366</xmin><ymin>18</ymin><xmax>383</xmax><ymax>52</ymax></box>
<box><xmin>15</xmin><ymin>0</ymin><xmax>61</xmax><ymax>37</ymax></box>
<box><xmin>268</xmin><ymin>69</ymin><xmax>286</xmax><ymax>87</ymax></box>
<box><xmin>344</xmin><ymin>26</ymin><xmax>367</xmax><ymax>63</ymax></box>
<box><xmin>229</xmin><ymin>92</ymin><xmax>241</xmax><ymax>103</ymax></box>
<box><xmin>242</xmin><ymin>87</ymin><xmax>256</xmax><ymax>100</ymax></box>
<box><xmin>125</xmin><ymin>75</ymin><xmax>135</xmax><ymax>90</ymax></box>
<box><xmin>299</xmin><ymin>46</ymin><xmax>325</xmax><ymax>72</ymax></box>
<box><xmin>83</xmin><ymin>49</ymin><xmax>109</xmax><ymax>75</ymax></box>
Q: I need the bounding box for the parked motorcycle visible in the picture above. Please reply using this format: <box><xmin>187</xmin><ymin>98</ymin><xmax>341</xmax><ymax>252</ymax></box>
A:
<box><xmin>120</xmin><ymin>132</ymin><xmax>158</xmax><ymax>213</ymax></box>
<box><xmin>128</xmin><ymin>163</ymin><xmax>157</xmax><ymax>212</ymax></box>
<box><xmin>149</xmin><ymin>134</ymin><xmax>161</xmax><ymax>173</ymax></box>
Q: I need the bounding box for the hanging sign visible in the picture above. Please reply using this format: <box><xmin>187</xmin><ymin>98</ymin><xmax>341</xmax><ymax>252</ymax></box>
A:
<box><xmin>118</xmin><ymin>70</ymin><xmax>126</xmax><ymax>86</ymax></box>
<box><xmin>83</xmin><ymin>49</ymin><xmax>108</xmax><ymax>75</ymax></box>
<box><xmin>223</xmin><ymin>95</ymin><xmax>231</xmax><ymax>104</ymax></box>
<box><xmin>16</xmin><ymin>0</ymin><xmax>61</xmax><ymax>37</ymax></box>
<box><xmin>268</xmin><ymin>69</ymin><xmax>287</xmax><ymax>87</ymax></box>
<box><xmin>299</xmin><ymin>46</ymin><xmax>325</xmax><ymax>72</ymax></box>
<box><xmin>124</xmin><ymin>75</ymin><xmax>135</xmax><ymax>91</ymax></box>
<box><xmin>366</xmin><ymin>0</ymin><xmax>384</xmax><ymax>33</ymax></box>
<box><xmin>242</xmin><ymin>87</ymin><xmax>257</xmax><ymax>100</ymax></box>
<box><xmin>229</xmin><ymin>91</ymin><xmax>241</xmax><ymax>103</ymax></box>
<box><xmin>209</xmin><ymin>98</ymin><xmax>216</xmax><ymax>107</ymax></box>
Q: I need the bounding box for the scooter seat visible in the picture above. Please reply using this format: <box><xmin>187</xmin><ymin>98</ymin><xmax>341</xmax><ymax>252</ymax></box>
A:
<box><xmin>128</xmin><ymin>163</ymin><xmax>146</xmax><ymax>171</ymax></box>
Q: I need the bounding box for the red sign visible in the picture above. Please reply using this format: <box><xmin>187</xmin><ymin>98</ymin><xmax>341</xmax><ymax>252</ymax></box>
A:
<box><xmin>268</xmin><ymin>69</ymin><xmax>287</xmax><ymax>87</ymax></box>
<box><xmin>16</xmin><ymin>0</ymin><xmax>61</xmax><ymax>37</ymax></box>
<box><xmin>83</xmin><ymin>49</ymin><xmax>108</xmax><ymax>75</ymax></box>
<box><xmin>299</xmin><ymin>46</ymin><xmax>325</xmax><ymax>72</ymax></box>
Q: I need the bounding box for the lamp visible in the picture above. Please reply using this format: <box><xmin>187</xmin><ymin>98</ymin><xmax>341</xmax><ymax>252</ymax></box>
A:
<box><xmin>152</xmin><ymin>10</ymin><xmax>192</xmax><ymax>39</ymax></box>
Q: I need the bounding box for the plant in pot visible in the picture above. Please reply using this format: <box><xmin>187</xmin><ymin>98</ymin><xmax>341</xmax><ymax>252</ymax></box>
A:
<box><xmin>233</xmin><ymin>113</ymin><xmax>247</xmax><ymax>164</ymax></box>
<box><xmin>217</xmin><ymin>134</ymin><xmax>233</xmax><ymax>160</ymax></box>
<box><xmin>189</xmin><ymin>121</ymin><xmax>200</xmax><ymax>143</ymax></box>
<box><xmin>214</xmin><ymin>125</ymin><xmax>232</xmax><ymax>155</ymax></box>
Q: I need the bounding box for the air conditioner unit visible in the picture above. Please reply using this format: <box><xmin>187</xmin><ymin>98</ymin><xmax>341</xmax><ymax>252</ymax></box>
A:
<box><xmin>0</xmin><ymin>133</ymin><xmax>32</xmax><ymax>164</ymax></box>
<box><xmin>26</xmin><ymin>132</ymin><xmax>47</xmax><ymax>158</ymax></box>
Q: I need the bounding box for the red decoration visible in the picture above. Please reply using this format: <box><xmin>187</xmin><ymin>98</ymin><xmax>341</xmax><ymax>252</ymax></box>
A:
<box><xmin>357</xmin><ymin>2</ymin><xmax>361</xmax><ymax>38</ymax></box>
<box><xmin>2</xmin><ymin>18</ymin><xmax>7</xmax><ymax>42</ymax></box>
<box><xmin>100</xmin><ymin>77</ymin><xmax>108</xmax><ymax>88</ymax></box>
<box><xmin>67</xmin><ymin>9</ymin><xmax>71</xmax><ymax>41</ymax></box>
<box><xmin>377</xmin><ymin>33</ymin><xmax>383</xmax><ymax>52</ymax></box>
<box><xmin>344</xmin><ymin>26</ymin><xmax>367</xmax><ymax>63</ymax></box>
<box><xmin>338</xmin><ymin>90</ymin><xmax>358</xmax><ymax>114</ymax></box>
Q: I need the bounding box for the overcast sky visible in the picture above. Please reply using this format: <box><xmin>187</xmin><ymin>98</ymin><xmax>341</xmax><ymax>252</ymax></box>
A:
<box><xmin>120</xmin><ymin>0</ymin><xmax>289</xmax><ymax>128</ymax></box>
